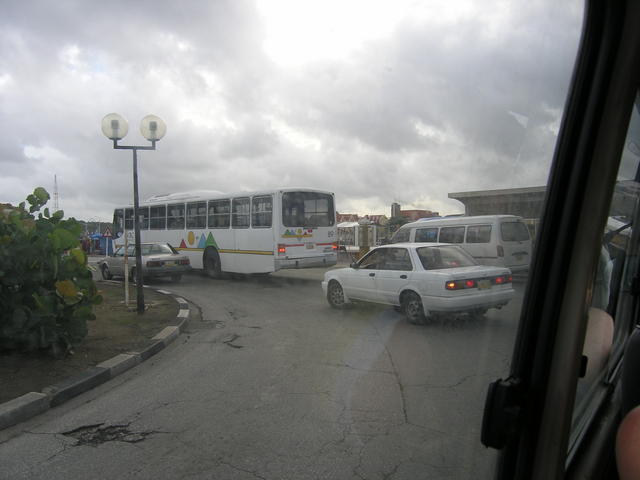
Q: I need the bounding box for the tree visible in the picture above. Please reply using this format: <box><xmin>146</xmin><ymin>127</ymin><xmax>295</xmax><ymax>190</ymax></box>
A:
<box><xmin>0</xmin><ymin>187</ymin><xmax>101</xmax><ymax>355</ymax></box>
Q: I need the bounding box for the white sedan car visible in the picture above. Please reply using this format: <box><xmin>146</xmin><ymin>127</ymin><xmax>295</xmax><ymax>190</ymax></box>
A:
<box><xmin>322</xmin><ymin>243</ymin><xmax>515</xmax><ymax>324</ymax></box>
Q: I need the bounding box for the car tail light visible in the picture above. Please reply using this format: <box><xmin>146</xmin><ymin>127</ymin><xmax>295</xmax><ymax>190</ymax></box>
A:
<box><xmin>446</xmin><ymin>280</ymin><xmax>477</xmax><ymax>290</ymax></box>
<box><xmin>278</xmin><ymin>244</ymin><xmax>286</xmax><ymax>254</ymax></box>
<box><xmin>147</xmin><ymin>260</ymin><xmax>164</xmax><ymax>267</ymax></box>
<box><xmin>491</xmin><ymin>275</ymin><xmax>512</xmax><ymax>285</ymax></box>
<box><xmin>497</xmin><ymin>245</ymin><xmax>504</xmax><ymax>257</ymax></box>
<box><xmin>332</xmin><ymin>242</ymin><xmax>338</xmax><ymax>251</ymax></box>
<box><xmin>179</xmin><ymin>259</ymin><xmax>190</xmax><ymax>265</ymax></box>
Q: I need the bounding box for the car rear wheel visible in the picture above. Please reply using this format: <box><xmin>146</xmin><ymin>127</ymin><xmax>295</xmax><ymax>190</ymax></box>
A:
<box><xmin>327</xmin><ymin>281</ymin><xmax>346</xmax><ymax>309</ymax></box>
<box><xmin>101</xmin><ymin>264</ymin><xmax>112</xmax><ymax>280</ymax></box>
<box><xmin>402</xmin><ymin>291</ymin><xmax>426</xmax><ymax>325</ymax></box>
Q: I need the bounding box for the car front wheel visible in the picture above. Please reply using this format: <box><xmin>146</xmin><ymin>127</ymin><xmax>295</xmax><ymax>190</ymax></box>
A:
<box><xmin>402</xmin><ymin>291</ymin><xmax>426</xmax><ymax>325</ymax></box>
<box><xmin>327</xmin><ymin>281</ymin><xmax>346</xmax><ymax>309</ymax></box>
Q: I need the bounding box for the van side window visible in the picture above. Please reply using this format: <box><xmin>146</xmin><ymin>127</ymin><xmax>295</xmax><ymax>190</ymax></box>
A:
<box><xmin>391</xmin><ymin>228</ymin><xmax>410</xmax><ymax>243</ymax></box>
<box><xmin>501</xmin><ymin>221</ymin><xmax>530</xmax><ymax>241</ymax></box>
<box><xmin>439</xmin><ymin>226</ymin><xmax>465</xmax><ymax>243</ymax></box>
<box><xmin>466</xmin><ymin>225</ymin><xmax>492</xmax><ymax>243</ymax></box>
<box><xmin>415</xmin><ymin>227</ymin><xmax>438</xmax><ymax>242</ymax></box>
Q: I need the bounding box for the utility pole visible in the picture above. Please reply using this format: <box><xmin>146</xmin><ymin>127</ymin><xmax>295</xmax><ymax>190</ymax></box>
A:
<box><xmin>53</xmin><ymin>175</ymin><xmax>59</xmax><ymax>211</ymax></box>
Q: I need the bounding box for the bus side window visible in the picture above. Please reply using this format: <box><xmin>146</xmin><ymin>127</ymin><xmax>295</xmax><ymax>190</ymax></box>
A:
<box><xmin>252</xmin><ymin>196</ymin><xmax>273</xmax><ymax>228</ymax></box>
<box><xmin>167</xmin><ymin>203</ymin><xmax>185</xmax><ymax>230</ymax></box>
<box><xmin>232</xmin><ymin>198</ymin><xmax>250</xmax><ymax>228</ymax></box>
<box><xmin>208</xmin><ymin>199</ymin><xmax>230</xmax><ymax>228</ymax></box>
<box><xmin>150</xmin><ymin>205</ymin><xmax>166</xmax><ymax>230</ymax></box>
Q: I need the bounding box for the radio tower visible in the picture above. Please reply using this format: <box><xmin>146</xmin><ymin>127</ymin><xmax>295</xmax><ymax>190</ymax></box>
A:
<box><xmin>53</xmin><ymin>175</ymin><xmax>59</xmax><ymax>210</ymax></box>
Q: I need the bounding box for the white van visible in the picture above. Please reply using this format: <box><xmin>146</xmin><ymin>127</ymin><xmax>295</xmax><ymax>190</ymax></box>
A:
<box><xmin>390</xmin><ymin>215</ymin><xmax>532</xmax><ymax>272</ymax></box>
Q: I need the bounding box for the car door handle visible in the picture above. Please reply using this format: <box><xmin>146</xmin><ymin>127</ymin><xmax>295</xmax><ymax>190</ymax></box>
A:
<box><xmin>369</xmin><ymin>273</ymin><xmax>375</xmax><ymax>277</ymax></box>
<box><xmin>400</xmin><ymin>275</ymin><xmax>407</xmax><ymax>279</ymax></box>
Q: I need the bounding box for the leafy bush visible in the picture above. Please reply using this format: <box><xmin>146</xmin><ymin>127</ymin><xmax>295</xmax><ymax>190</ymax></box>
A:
<box><xmin>0</xmin><ymin>187</ymin><xmax>102</xmax><ymax>355</ymax></box>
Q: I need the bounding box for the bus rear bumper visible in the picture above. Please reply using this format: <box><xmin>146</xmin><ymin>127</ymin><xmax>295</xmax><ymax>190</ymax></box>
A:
<box><xmin>275</xmin><ymin>253</ymin><xmax>337</xmax><ymax>270</ymax></box>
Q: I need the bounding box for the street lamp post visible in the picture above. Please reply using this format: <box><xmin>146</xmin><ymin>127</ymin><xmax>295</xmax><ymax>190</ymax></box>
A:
<box><xmin>101</xmin><ymin>113</ymin><xmax>167</xmax><ymax>314</ymax></box>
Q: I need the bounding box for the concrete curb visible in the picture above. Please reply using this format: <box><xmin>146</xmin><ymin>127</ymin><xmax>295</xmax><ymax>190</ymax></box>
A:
<box><xmin>0</xmin><ymin>286</ymin><xmax>190</xmax><ymax>431</ymax></box>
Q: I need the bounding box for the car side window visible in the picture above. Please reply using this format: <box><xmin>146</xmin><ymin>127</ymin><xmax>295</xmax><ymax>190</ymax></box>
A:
<box><xmin>382</xmin><ymin>248</ymin><xmax>413</xmax><ymax>271</ymax></box>
<box><xmin>358</xmin><ymin>249</ymin><xmax>384</xmax><ymax>269</ymax></box>
<box><xmin>114</xmin><ymin>247</ymin><xmax>124</xmax><ymax>257</ymax></box>
<box><xmin>439</xmin><ymin>226</ymin><xmax>465</xmax><ymax>243</ymax></box>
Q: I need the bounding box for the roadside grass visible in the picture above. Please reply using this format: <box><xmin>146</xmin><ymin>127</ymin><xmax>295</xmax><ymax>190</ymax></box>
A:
<box><xmin>0</xmin><ymin>282</ymin><xmax>179</xmax><ymax>404</ymax></box>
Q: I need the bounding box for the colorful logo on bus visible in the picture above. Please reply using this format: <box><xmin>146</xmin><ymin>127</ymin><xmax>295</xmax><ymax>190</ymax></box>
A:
<box><xmin>178</xmin><ymin>231</ymin><xmax>219</xmax><ymax>249</ymax></box>
<box><xmin>282</xmin><ymin>228</ymin><xmax>314</xmax><ymax>240</ymax></box>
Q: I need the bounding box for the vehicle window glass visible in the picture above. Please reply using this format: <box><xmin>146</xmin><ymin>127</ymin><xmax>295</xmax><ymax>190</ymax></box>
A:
<box><xmin>186</xmin><ymin>201</ymin><xmax>207</xmax><ymax>229</ymax></box>
<box><xmin>391</xmin><ymin>228</ymin><xmax>410</xmax><ymax>243</ymax></box>
<box><xmin>282</xmin><ymin>192</ymin><xmax>335</xmax><ymax>227</ymax></box>
<box><xmin>252</xmin><ymin>195</ymin><xmax>273</xmax><ymax>228</ymax></box>
<box><xmin>167</xmin><ymin>203</ymin><xmax>185</xmax><ymax>230</ymax></box>
<box><xmin>140</xmin><ymin>244</ymin><xmax>152</xmax><ymax>256</ymax></box>
<box><xmin>415</xmin><ymin>227</ymin><xmax>438</xmax><ymax>242</ymax></box>
<box><xmin>466</xmin><ymin>225</ymin><xmax>492</xmax><ymax>243</ymax></box>
<box><xmin>570</xmin><ymin>94</ymin><xmax>640</xmax><ymax>456</ymax></box>
<box><xmin>500</xmin><ymin>221</ymin><xmax>530</xmax><ymax>242</ymax></box>
<box><xmin>439</xmin><ymin>226</ymin><xmax>465</xmax><ymax>243</ymax></box>
<box><xmin>232</xmin><ymin>197</ymin><xmax>250</xmax><ymax>228</ymax></box>
<box><xmin>358</xmin><ymin>249</ymin><xmax>384</xmax><ymax>269</ymax></box>
<box><xmin>113</xmin><ymin>209</ymin><xmax>124</xmax><ymax>235</ymax></box>
<box><xmin>126</xmin><ymin>245</ymin><xmax>135</xmax><ymax>257</ymax></box>
<box><xmin>382</xmin><ymin>248</ymin><xmax>413</xmax><ymax>271</ymax></box>
<box><xmin>114</xmin><ymin>246</ymin><xmax>124</xmax><ymax>257</ymax></box>
<box><xmin>150</xmin><ymin>205</ymin><xmax>166</xmax><ymax>230</ymax></box>
<box><xmin>136</xmin><ymin>206</ymin><xmax>149</xmax><ymax>230</ymax></box>
<box><xmin>124</xmin><ymin>208</ymin><xmax>133</xmax><ymax>231</ymax></box>
<box><xmin>208</xmin><ymin>199</ymin><xmax>230</xmax><ymax>228</ymax></box>
<box><xmin>417</xmin><ymin>246</ymin><xmax>477</xmax><ymax>269</ymax></box>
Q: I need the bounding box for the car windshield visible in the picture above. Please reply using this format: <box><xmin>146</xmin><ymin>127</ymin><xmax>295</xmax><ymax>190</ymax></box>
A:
<box><xmin>417</xmin><ymin>245</ymin><xmax>477</xmax><ymax>270</ymax></box>
<box><xmin>0</xmin><ymin>2</ymin><xmax>590</xmax><ymax>479</ymax></box>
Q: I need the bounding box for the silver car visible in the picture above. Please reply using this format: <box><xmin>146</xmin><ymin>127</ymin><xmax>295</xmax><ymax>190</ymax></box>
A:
<box><xmin>99</xmin><ymin>242</ymin><xmax>191</xmax><ymax>282</ymax></box>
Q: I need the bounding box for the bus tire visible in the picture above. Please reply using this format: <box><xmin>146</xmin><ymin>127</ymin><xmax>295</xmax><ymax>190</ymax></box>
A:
<box><xmin>203</xmin><ymin>248</ymin><xmax>222</xmax><ymax>279</ymax></box>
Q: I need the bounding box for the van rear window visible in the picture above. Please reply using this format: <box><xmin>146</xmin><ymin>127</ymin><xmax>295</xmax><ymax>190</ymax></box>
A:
<box><xmin>466</xmin><ymin>225</ymin><xmax>492</xmax><ymax>243</ymax></box>
<box><xmin>501</xmin><ymin>221</ymin><xmax>530</xmax><ymax>241</ymax></box>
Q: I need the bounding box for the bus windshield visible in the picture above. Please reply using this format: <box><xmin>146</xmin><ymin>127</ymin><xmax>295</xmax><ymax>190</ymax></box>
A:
<box><xmin>282</xmin><ymin>191</ymin><xmax>335</xmax><ymax>228</ymax></box>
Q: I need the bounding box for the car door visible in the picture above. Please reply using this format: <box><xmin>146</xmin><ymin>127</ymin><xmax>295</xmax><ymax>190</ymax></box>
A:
<box><xmin>109</xmin><ymin>246</ymin><xmax>126</xmax><ymax>276</ymax></box>
<box><xmin>344</xmin><ymin>249</ymin><xmax>384</xmax><ymax>301</ymax></box>
<box><xmin>374</xmin><ymin>247</ymin><xmax>414</xmax><ymax>304</ymax></box>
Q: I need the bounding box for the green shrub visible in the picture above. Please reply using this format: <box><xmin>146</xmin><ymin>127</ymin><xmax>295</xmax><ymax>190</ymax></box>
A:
<box><xmin>0</xmin><ymin>187</ymin><xmax>102</xmax><ymax>355</ymax></box>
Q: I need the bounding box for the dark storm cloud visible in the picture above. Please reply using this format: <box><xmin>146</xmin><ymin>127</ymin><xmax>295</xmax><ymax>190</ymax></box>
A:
<box><xmin>0</xmin><ymin>0</ymin><xmax>582</xmax><ymax>218</ymax></box>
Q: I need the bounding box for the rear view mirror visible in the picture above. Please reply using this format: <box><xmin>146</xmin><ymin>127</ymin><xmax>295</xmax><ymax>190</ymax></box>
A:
<box><xmin>350</xmin><ymin>262</ymin><xmax>359</xmax><ymax>269</ymax></box>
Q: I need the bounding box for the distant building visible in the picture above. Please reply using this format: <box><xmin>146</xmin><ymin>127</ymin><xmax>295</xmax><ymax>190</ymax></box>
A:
<box><xmin>399</xmin><ymin>209</ymin><xmax>439</xmax><ymax>221</ymax></box>
<box><xmin>363</xmin><ymin>214</ymin><xmax>389</xmax><ymax>226</ymax></box>
<box><xmin>391</xmin><ymin>203</ymin><xmax>401</xmax><ymax>218</ymax></box>
<box><xmin>336</xmin><ymin>213</ymin><xmax>359</xmax><ymax>223</ymax></box>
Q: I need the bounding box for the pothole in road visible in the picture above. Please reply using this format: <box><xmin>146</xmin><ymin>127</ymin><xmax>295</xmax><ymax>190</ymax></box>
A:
<box><xmin>62</xmin><ymin>423</ymin><xmax>157</xmax><ymax>446</ymax></box>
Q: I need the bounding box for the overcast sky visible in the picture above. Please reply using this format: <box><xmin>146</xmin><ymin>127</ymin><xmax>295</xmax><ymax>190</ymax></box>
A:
<box><xmin>0</xmin><ymin>0</ymin><xmax>583</xmax><ymax>221</ymax></box>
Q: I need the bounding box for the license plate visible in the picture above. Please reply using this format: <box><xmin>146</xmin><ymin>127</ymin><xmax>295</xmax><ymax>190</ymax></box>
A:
<box><xmin>478</xmin><ymin>279</ymin><xmax>491</xmax><ymax>290</ymax></box>
<box><xmin>305</xmin><ymin>243</ymin><xmax>315</xmax><ymax>250</ymax></box>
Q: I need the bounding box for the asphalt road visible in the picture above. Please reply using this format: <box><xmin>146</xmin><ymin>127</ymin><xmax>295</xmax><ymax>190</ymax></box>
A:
<box><xmin>0</xmin><ymin>267</ymin><xmax>525</xmax><ymax>480</ymax></box>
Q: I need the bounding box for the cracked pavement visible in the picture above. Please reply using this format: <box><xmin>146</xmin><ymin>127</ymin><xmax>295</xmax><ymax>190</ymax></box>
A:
<box><xmin>0</xmin><ymin>271</ymin><xmax>524</xmax><ymax>479</ymax></box>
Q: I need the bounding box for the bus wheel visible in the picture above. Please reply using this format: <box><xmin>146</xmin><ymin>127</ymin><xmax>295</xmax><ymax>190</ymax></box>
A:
<box><xmin>203</xmin><ymin>248</ymin><xmax>222</xmax><ymax>279</ymax></box>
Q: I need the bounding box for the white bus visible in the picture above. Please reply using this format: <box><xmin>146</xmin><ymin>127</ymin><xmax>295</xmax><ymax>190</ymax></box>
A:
<box><xmin>112</xmin><ymin>188</ymin><xmax>338</xmax><ymax>277</ymax></box>
<box><xmin>390</xmin><ymin>215</ymin><xmax>532</xmax><ymax>272</ymax></box>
